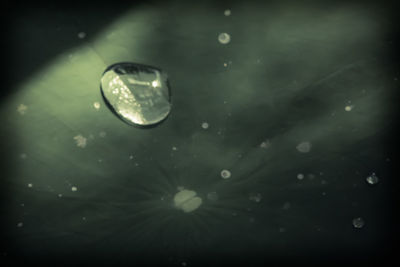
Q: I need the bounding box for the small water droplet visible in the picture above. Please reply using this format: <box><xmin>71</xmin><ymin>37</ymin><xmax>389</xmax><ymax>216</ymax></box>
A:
<box><xmin>282</xmin><ymin>202</ymin><xmax>291</xmax><ymax>210</ymax></box>
<box><xmin>71</xmin><ymin>186</ymin><xmax>78</xmax><ymax>192</ymax></box>
<box><xmin>100</xmin><ymin>62</ymin><xmax>171</xmax><ymax>127</ymax></box>
<box><xmin>249</xmin><ymin>192</ymin><xmax>262</xmax><ymax>202</ymax></box>
<box><xmin>73</xmin><ymin>135</ymin><xmax>87</xmax><ymax>148</ymax></box>
<box><xmin>177</xmin><ymin>186</ymin><xmax>185</xmax><ymax>191</ymax></box>
<box><xmin>218</xmin><ymin>33</ymin><xmax>231</xmax><ymax>44</ymax></box>
<box><xmin>93</xmin><ymin>102</ymin><xmax>100</xmax><ymax>110</ymax></box>
<box><xmin>207</xmin><ymin>192</ymin><xmax>219</xmax><ymax>201</ymax></box>
<box><xmin>224</xmin><ymin>9</ymin><xmax>231</xmax><ymax>16</ymax></box>
<box><xmin>58</xmin><ymin>194</ymin><xmax>63</xmax><ymax>198</ymax></box>
<box><xmin>27</xmin><ymin>183</ymin><xmax>33</xmax><ymax>188</ymax></box>
<box><xmin>260</xmin><ymin>140</ymin><xmax>270</xmax><ymax>149</ymax></box>
<box><xmin>296</xmin><ymin>141</ymin><xmax>311</xmax><ymax>153</ymax></box>
<box><xmin>17</xmin><ymin>104</ymin><xmax>28</xmax><ymax>115</ymax></box>
<box><xmin>174</xmin><ymin>189</ymin><xmax>202</xmax><ymax>213</ymax></box>
<box><xmin>221</xmin><ymin>169</ymin><xmax>231</xmax><ymax>179</ymax></box>
<box><xmin>345</xmin><ymin>105</ymin><xmax>354</xmax><ymax>111</ymax></box>
<box><xmin>17</xmin><ymin>222</ymin><xmax>23</xmax><ymax>228</ymax></box>
<box><xmin>352</xmin><ymin>217</ymin><xmax>365</xmax><ymax>229</ymax></box>
<box><xmin>366</xmin><ymin>173</ymin><xmax>379</xmax><ymax>185</ymax></box>
<box><xmin>297</xmin><ymin>173</ymin><xmax>304</xmax><ymax>180</ymax></box>
<box><xmin>201</xmin><ymin>122</ymin><xmax>209</xmax><ymax>129</ymax></box>
<box><xmin>77</xmin><ymin>32</ymin><xmax>86</xmax><ymax>39</ymax></box>
<box><xmin>172</xmin><ymin>146</ymin><xmax>178</xmax><ymax>151</ymax></box>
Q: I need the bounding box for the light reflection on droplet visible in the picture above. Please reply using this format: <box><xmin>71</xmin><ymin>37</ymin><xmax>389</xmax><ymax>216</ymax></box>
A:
<box><xmin>297</xmin><ymin>173</ymin><xmax>304</xmax><ymax>180</ymax></box>
<box><xmin>71</xmin><ymin>186</ymin><xmax>78</xmax><ymax>192</ymax></box>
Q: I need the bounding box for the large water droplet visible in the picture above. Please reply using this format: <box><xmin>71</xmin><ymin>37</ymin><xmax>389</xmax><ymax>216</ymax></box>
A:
<box><xmin>100</xmin><ymin>62</ymin><xmax>172</xmax><ymax>127</ymax></box>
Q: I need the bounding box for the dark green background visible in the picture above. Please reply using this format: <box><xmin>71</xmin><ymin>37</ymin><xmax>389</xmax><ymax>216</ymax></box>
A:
<box><xmin>1</xmin><ymin>0</ymin><xmax>399</xmax><ymax>266</ymax></box>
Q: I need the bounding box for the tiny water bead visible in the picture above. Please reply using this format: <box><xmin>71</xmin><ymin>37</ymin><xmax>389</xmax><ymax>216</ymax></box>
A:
<box><xmin>345</xmin><ymin>105</ymin><xmax>354</xmax><ymax>111</ymax></box>
<box><xmin>218</xmin><ymin>33</ymin><xmax>231</xmax><ymax>44</ymax></box>
<box><xmin>77</xmin><ymin>32</ymin><xmax>86</xmax><ymax>39</ymax></box>
<box><xmin>366</xmin><ymin>173</ymin><xmax>379</xmax><ymax>185</ymax></box>
<box><xmin>224</xmin><ymin>9</ymin><xmax>231</xmax><ymax>16</ymax></box>
<box><xmin>207</xmin><ymin>192</ymin><xmax>219</xmax><ymax>201</ymax></box>
<box><xmin>201</xmin><ymin>122</ymin><xmax>209</xmax><ymax>129</ymax></box>
<box><xmin>100</xmin><ymin>62</ymin><xmax>172</xmax><ymax>127</ymax></box>
<box><xmin>93</xmin><ymin>102</ymin><xmax>100</xmax><ymax>110</ymax></box>
<box><xmin>249</xmin><ymin>192</ymin><xmax>262</xmax><ymax>203</ymax></box>
<box><xmin>221</xmin><ymin>169</ymin><xmax>231</xmax><ymax>179</ymax></box>
<box><xmin>71</xmin><ymin>186</ymin><xmax>78</xmax><ymax>192</ymax></box>
<box><xmin>260</xmin><ymin>140</ymin><xmax>271</xmax><ymax>149</ymax></box>
<box><xmin>352</xmin><ymin>217</ymin><xmax>365</xmax><ymax>229</ymax></box>
<box><xmin>17</xmin><ymin>104</ymin><xmax>28</xmax><ymax>115</ymax></box>
<box><xmin>296</xmin><ymin>141</ymin><xmax>311</xmax><ymax>153</ymax></box>
<box><xmin>297</xmin><ymin>173</ymin><xmax>304</xmax><ymax>180</ymax></box>
<box><xmin>73</xmin><ymin>135</ymin><xmax>87</xmax><ymax>148</ymax></box>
